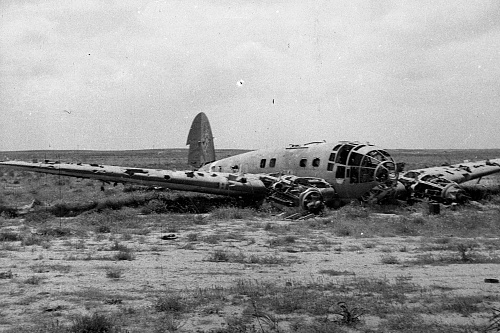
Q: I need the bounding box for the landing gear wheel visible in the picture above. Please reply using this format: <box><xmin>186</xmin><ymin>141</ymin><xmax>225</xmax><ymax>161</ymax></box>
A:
<box><xmin>299</xmin><ymin>188</ymin><xmax>323</xmax><ymax>214</ymax></box>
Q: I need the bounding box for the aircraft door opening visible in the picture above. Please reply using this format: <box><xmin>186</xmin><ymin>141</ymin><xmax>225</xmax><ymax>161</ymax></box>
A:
<box><xmin>334</xmin><ymin>144</ymin><xmax>354</xmax><ymax>184</ymax></box>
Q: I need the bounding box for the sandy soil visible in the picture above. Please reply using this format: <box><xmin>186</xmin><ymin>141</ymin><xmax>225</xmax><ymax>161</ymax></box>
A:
<box><xmin>1</xmin><ymin>213</ymin><xmax>499</xmax><ymax>332</ymax></box>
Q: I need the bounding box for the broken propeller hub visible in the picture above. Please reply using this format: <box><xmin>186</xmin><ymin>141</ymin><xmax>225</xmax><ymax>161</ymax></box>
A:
<box><xmin>410</xmin><ymin>176</ymin><xmax>469</xmax><ymax>204</ymax></box>
<box><xmin>361</xmin><ymin>161</ymin><xmax>399</xmax><ymax>203</ymax></box>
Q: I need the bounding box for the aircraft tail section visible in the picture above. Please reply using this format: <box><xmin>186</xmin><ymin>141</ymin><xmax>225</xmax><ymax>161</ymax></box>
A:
<box><xmin>186</xmin><ymin>112</ymin><xmax>216</xmax><ymax>168</ymax></box>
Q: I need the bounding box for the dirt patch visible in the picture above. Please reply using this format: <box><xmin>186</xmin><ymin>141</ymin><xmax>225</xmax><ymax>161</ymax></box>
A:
<box><xmin>1</xmin><ymin>213</ymin><xmax>499</xmax><ymax>332</ymax></box>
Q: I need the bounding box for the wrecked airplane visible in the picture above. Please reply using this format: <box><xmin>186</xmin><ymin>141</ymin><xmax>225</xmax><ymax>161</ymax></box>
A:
<box><xmin>1</xmin><ymin>112</ymin><xmax>500</xmax><ymax>213</ymax></box>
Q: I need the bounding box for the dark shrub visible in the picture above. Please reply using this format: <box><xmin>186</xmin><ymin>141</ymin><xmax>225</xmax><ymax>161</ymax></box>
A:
<box><xmin>70</xmin><ymin>312</ymin><xmax>120</xmax><ymax>333</ymax></box>
<box><xmin>0</xmin><ymin>231</ymin><xmax>20</xmax><ymax>242</ymax></box>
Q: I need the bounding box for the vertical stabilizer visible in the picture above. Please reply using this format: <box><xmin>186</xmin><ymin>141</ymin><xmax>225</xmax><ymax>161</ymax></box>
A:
<box><xmin>186</xmin><ymin>112</ymin><xmax>216</xmax><ymax>168</ymax></box>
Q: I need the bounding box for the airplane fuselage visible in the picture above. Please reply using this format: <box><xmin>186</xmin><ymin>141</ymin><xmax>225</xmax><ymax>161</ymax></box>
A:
<box><xmin>201</xmin><ymin>141</ymin><xmax>397</xmax><ymax>201</ymax></box>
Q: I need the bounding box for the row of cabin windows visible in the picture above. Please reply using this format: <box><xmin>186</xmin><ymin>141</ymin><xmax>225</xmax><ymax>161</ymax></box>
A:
<box><xmin>258</xmin><ymin>157</ymin><xmax>373</xmax><ymax>182</ymax></box>
<box><xmin>259</xmin><ymin>157</ymin><xmax>322</xmax><ymax>168</ymax></box>
<box><xmin>260</xmin><ymin>158</ymin><xmax>276</xmax><ymax>168</ymax></box>
<box><xmin>257</xmin><ymin>147</ymin><xmax>375</xmax><ymax>171</ymax></box>
<box><xmin>258</xmin><ymin>145</ymin><xmax>384</xmax><ymax>181</ymax></box>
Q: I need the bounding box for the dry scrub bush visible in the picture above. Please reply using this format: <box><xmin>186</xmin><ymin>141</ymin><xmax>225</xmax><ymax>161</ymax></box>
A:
<box><xmin>0</xmin><ymin>231</ymin><xmax>20</xmax><ymax>241</ymax></box>
<box><xmin>154</xmin><ymin>293</ymin><xmax>186</xmax><ymax>314</ymax></box>
<box><xmin>71</xmin><ymin>312</ymin><xmax>125</xmax><ymax>333</ymax></box>
<box><xmin>106</xmin><ymin>267</ymin><xmax>123</xmax><ymax>279</ymax></box>
<box><xmin>380</xmin><ymin>254</ymin><xmax>400</xmax><ymax>265</ymax></box>
<box><xmin>114</xmin><ymin>249</ymin><xmax>135</xmax><ymax>261</ymax></box>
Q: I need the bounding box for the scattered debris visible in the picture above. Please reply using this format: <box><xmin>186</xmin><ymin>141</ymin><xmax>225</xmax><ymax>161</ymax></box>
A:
<box><xmin>285</xmin><ymin>211</ymin><xmax>316</xmax><ymax>220</ymax></box>
<box><xmin>161</xmin><ymin>234</ymin><xmax>178</xmax><ymax>240</ymax></box>
<box><xmin>428</xmin><ymin>202</ymin><xmax>441</xmax><ymax>214</ymax></box>
<box><xmin>44</xmin><ymin>305</ymin><xmax>64</xmax><ymax>312</ymax></box>
<box><xmin>331</xmin><ymin>301</ymin><xmax>364</xmax><ymax>326</ymax></box>
<box><xmin>104</xmin><ymin>298</ymin><xmax>123</xmax><ymax>305</ymax></box>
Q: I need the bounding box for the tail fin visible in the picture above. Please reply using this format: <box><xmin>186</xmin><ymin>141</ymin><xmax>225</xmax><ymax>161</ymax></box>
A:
<box><xmin>186</xmin><ymin>112</ymin><xmax>216</xmax><ymax>168</ymax></box>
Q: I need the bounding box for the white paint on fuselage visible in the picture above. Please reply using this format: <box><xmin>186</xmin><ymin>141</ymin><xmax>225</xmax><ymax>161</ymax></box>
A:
<box><xmin>201</xmin><ymin>141</ymin><xmax>394</xmax><ymax>201</ymax></box>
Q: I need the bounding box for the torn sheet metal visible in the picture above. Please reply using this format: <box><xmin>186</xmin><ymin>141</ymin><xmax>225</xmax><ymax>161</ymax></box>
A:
<box><xmin>397</xmin><ymin>159</ymin><xmax>500</xmax><ymax>203</ymax></box>
<box><xmin>0</xmin><ymin>160</ymin><xmax>268</xmax><ymax>199</ymax></box>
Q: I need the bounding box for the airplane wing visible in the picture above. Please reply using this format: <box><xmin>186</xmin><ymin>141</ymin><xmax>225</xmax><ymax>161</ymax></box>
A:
<box><xmin>0</xmin><ymin>160</ymin><xmax>336</xmax><ymax>213</ymax></box>
<box><xmin>0</xmin><ymin>160</ymin><xmax>268</xmax><ymax>199</ymax></box>
<box><xmin>397</xmin><ymin>158</ymin><xmax>500</xmax><ymax>203</ymax></box>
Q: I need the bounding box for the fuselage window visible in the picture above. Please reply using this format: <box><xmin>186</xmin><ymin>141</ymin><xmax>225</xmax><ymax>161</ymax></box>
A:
<box><xmin>269</xmin><ymin>158</ymin><xmax>276</xmax><ymax>167</ymax></box>
<box><xmin>380</xmin><ymin>150</ymin><xmax>391</xmax><ymax>158</ymax></box>
<box><xmin>329</xmin><ymin>153</ymin><xmax>336</xmax><ymax>161</ymax></box>
<box><xmin>350</xmin><ymin>167</ymin><xmax>359</xmax><ymax>183</ymax></box>
<box><xmin>327</xmin><ymin>163</ymin><xmax>334</xmax><ymax>171</ymax></box>
<box><xmin>260</xmin><ymin>159</ymin><xmax>266</xmax><ymax>168</ymax></box>
<box><xmin>336</xmin><ymin>166</ymin><xmax>345</xmax><ymax>178</ymax></box>
<box><xmin>312</xmin><ymin>158</ymin><xmax>320</xmax><ymax>167</ymax></box>
<box><xmin>367</xmin><ymin>150</ymin><xmax>386</xmax><ymax>162</ymax></box>
<box><xmin>337</xmin><ymin>144</ymin><xmax>354</xmax><ymax>165</ymax></box>
<box><xmin>360</xmin><ymin>168</ymin><xmax>375</xmax><ymax>183</ymax></box>
<box><xmin>300</xmin><ymin>159</ymin><xmax>307</xmax><ymax>167</ymax></box>
<box><xmin>333</xmin><ymin>144</ymin><xmax>342</xmax><ymax>151</ymax></box>
<box><xmin>348</xmin><ymin>152</ymin><xmax>364</xmax><ymax>166</ymax></box>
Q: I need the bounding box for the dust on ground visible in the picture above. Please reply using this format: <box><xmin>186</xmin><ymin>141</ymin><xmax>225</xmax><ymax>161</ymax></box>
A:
<box><xmin>1</xmin><ymin>212</ymin><xmax>499</xmax><ymax>332</ymax></box>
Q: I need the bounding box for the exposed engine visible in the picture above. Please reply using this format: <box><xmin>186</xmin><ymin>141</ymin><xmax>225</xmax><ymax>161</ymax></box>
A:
<box><xmin>397</xmin><ymin>174</ymin><xmax>469</xmax><ymax>204</ymax></box>
<box><xmin>261</xmin><ymin>175</ymin><xmax>337</xmax><ymax>213</ymax></box>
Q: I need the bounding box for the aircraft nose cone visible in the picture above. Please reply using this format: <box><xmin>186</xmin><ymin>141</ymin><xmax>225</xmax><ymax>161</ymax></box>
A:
<box><xmin>375</xmin><ymin>161</ymin><xmax>398</xmax><ymax>185</ymax></box>
<box><xmin>361</xmin><ymin>160</ymin><xmax>399</xmax><ymax>203</ymax></box>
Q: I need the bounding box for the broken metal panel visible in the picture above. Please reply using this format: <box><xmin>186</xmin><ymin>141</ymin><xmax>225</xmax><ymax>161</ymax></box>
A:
<box><xmin>397</xmin><ymin>159</ymin><xmax>500</xmax><ymax>203</ymax></box>
<box><xmin>0</xmin><ymin>160</ymin><xmax>344</xmax><ymax>214</ymax></box>
<box><xmin>202</xmin><ymin>141</ymin><xmax>401</xmax><ymax>204</ymax></box>
<box><xmin>265</xmin><ymin>175</ymin><xmax>337</xmax><ymax>212</ymax></box>
<box><xmin>400</xmin><ymin>159</ymin><xmax>500</xmax><ymax>185</ymax></box>
<box><xmin>0</xmin><ymin>160</ymin><xmax>268</xmax><ymax>198</ymax></box>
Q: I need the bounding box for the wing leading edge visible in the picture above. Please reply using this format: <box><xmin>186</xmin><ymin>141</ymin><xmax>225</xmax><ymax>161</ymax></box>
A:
<box><xmin>0</xmin><ymin>160</ymin><xmax>340</xmax><ymax>213</ymax></box>
<box><xmin>0</xmin><ymin>160</ymin><xmax>268</xmax><ymax>199</ymax></box>
<box><xmin>401</xmin><ymin>159</ymin><xmax>500</xmax><ymax>184</ymax></box>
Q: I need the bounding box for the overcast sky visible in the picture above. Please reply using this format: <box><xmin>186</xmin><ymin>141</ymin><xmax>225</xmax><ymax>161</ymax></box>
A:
<box><xmin>1</xmin><ymin>0</ymin><xmax>499</xmax><ymax>151</ymax></box>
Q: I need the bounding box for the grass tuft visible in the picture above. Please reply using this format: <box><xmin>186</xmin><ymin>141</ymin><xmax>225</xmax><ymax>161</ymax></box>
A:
<box><xmin>155</xmin><ymin>293</ymin><xmax>186</xmax><ymax>313</ymax></box>
<box><xmin>0</xmin><ymin>231</ymin><xmax>20</xmax><ymax>242</ymax></box>
<box><xmin>268</xmin><ymin>236</ymin><xmax>297</xmax><ymax>247</ymax></box>
<box><xmin>206</xmin><ymin>249</ymin><xmax>230</xmax><ymax>262</ymax></box>
<box><xmin>70</xmin><ymin>312</ymin><xmax>123</xmax><ymax>333</ymax></box>
<box><xmin>380</xmin><ymin>254</ymin><xmax>400</xmax><ymax>265</ymax></box>
<box><xmin>106</xmin><ymin>267</ymin><xmax>123</xmax><ymax>279</ymax></box>
<box><xmin>37</xmin><ymin>226</ymin><xmax>72</xmax><ymax>237</ymax></box>
<box><xmin>114</xmin><ymin>249</ymin><xmax>135</xmax><ymax>261</ymax></box>
<box><xmin>318</xmin><ymin>269</ymin><xmax>355</xmax><ymax>276</ymax></box>
<box><xmin>24</xmin><ymin>275</ymin><xmax>44</xmax><ymax>285</ymax></box>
